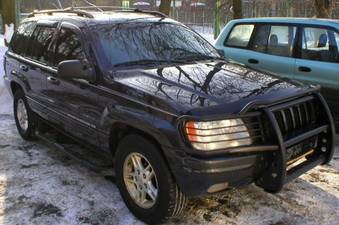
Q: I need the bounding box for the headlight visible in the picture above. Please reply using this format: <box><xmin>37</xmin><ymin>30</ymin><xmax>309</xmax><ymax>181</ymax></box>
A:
<box><xmin>184</xmin><ymin>119</ymin><xmax>252</xmax><ymax>151</ymax></box>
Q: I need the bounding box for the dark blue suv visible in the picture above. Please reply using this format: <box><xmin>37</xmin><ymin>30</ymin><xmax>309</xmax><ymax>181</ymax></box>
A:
<box><xmin>3</xmin><ymin>7</ymin><xmax>335</xmax><ymax>224</ymax></box>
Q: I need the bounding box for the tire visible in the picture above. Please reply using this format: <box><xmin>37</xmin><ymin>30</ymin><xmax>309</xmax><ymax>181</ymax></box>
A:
<box><xmin>115</xmin><ymin>135</ymin><xmax>187</xmax><ymax>224</ymax></box>
<box><xmin>13</xmin><ymin>89</ymin><xmax>37</xmax><ymax>141</ymax></box>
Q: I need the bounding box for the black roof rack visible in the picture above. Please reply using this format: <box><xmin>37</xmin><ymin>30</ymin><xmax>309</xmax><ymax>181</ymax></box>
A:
<box><xmin>28</xmin><ymin>8</ymin><xmax>94</xmax><ymax>18</ymax></box>
<box><xmin>133</xmin><ymin>9</ymin><xmax>167</xmax><ymax>18</ymax></box>
<box><xmin>27</xmin><ymin>6</ymin><xmax>167</xmax><ymax>19</ymax></box>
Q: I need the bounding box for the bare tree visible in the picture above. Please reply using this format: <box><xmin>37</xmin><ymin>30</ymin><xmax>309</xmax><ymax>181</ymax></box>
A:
<box><xmin>159</xmin><ymin>0</ymin><xmax>171</xmax><ymax>16</ymax></box>
<box><xmin>55</xmin><ymin>0</ymin><xmax>63</xmax><ymax>9</ymax></box>
<box><xmin>232</xmin><ymin>0</ymin><xmax>243</xmax><ymax>19</ymax></box>
<box><xmin>214</xmin><ymin>0</ymin><xmax>222</xmax><ymax>39</ymax></box>
<box><xmin>1</xmin><ymin>0</ymin><xmax>17</xmax><ymax>32</ymax></box>
<box><xmin>314</xmin><ymin>0</ymin><xmax>335</xmax><ymax>17</ymax></box>
<box><xmin>286</xmin><ymin>0</ymin><xmax>294</xmax><ymax>16</ymax></box>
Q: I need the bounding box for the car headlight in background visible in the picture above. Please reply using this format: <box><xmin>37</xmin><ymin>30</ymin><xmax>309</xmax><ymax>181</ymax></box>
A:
<box><xmin>185</xmin><ymin>119</ymin><xmax>252</xmax><ymax>151</ymax></box>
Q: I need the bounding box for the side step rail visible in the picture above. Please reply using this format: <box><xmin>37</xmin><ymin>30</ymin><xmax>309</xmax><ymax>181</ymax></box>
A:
<box><xmin>36</xmin><ymin>131</ymin><xmax>113</xmax><ymax>173</ymax></box>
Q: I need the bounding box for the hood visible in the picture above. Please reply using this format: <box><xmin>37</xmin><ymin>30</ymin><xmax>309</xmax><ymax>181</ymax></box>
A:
<box><xmin>112</xmin><ymin>61</ymin><xmax>312</xmax><ymax>116</ymax></box>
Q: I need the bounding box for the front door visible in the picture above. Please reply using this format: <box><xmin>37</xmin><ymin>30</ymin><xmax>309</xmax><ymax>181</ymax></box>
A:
<box><xmin>294</xmin><ymin>26</ymin><xmax>339</xmax><ymax>121</ymax></box>
<box><xmin>44</xmin><ymin>23</ymin><xmax>101</xmax><ymax>147</ymax></box>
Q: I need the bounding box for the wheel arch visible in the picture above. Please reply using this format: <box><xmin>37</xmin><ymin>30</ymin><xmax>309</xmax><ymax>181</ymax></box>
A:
<box><xmin>109</xmin><ymin>122</ymin><xmax>164</xmax><ymax>157</ymax></box>
<box><xmin>10</xmin><ymin>81</ymin><xmax>24</xmax><ymax>95</ymax></box>
<box><xmin>108</xmin><ymin>122</ymin><xmax>177</xmax><ymax>175</ymax></box>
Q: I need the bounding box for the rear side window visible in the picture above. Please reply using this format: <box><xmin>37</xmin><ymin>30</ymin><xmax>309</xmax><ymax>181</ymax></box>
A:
<box><xmin>54</xmin><ymin>28</ymin><xmax>86</xmax><ymax>66</ymax></box>
<box><xmin>10</xmin><ymin>22</ymin><xmax>36</xmax><ymax>55</ymax></box>
<box><xmin>27</xmin><ymin>26</ymin><xmax>56</xmax><ymax>64</ymax></box>
<box><xmin>250</xmin><ymin>24</ymin><xmax>297</xmax><ymax>57</ymax></box>
<box><xmin>250</xmin><ymin>25</ymin><xmax>270</xmax><ymax>53</ymax></box>
<box><xmin>225</xmin><ymin>24</ymin><xmax>254</xmax><ymax>48</ymax></box>
<box><xmin>301</xmin><ymin>27</ymin><xmax>339</xmax><ymax>63</ymax></box>
<box><xmin>266</xmin><ymin>26</ymin><xmax>297</xmax><ymax>57</ymax></box>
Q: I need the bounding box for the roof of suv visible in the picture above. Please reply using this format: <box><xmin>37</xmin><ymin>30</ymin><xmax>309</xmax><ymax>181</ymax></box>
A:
<box><xmin>23</xmin><ymin>7</ymin><xmax>177</xmax><ymax>28</ymax></box>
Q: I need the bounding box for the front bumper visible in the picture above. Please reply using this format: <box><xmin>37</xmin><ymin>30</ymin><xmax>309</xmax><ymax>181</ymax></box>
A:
<box><xmin>165</xmin><ymin>92</ymin><xmax>335</xmax><ymax>196</ymax></box>
<box><xmin>163</xmin><ymin>146</ymin><xmax>264</xmax><ymax>196</ymax></box>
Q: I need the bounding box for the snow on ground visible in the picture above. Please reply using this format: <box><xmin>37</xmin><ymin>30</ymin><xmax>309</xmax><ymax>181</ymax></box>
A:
<box><xmin>0</xmin><ymin>31</ymin><xmax>339</xmax><ymax>225</ymax></box>
<box><xmin>0</xmin><ymin>37</ymin><xmax>12</xmax><ymax>115</ymax></box>
<box><xmin>0</xmin><ymin>114</ymin><xmax>338</xmax><ymax>225</ymax></box>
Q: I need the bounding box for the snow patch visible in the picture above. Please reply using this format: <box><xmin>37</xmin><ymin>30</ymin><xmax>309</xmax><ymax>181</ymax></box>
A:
<box><xmin>0</xmin><ymin>115</ymin><xmax>338</xmax><ymax>225</ymax></box>
<box><xmin>4</xmin><ymin>24</ymin><xmax>14</xmax><ymax>45</ymax></box>
<box><xmin>0</xmin><ymin>37</ymin><xmax>12</xmax><ymax>115</ymax></box>
<box><xmin>192</xmin><ymin>26</ymin><xmax>215</xmax><ymax>44</ymax></box>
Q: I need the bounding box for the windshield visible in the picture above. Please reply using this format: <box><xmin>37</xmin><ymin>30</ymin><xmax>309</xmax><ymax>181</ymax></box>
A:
<box><xmin>93</xmin><ymin>22</ymin><xmax>220</xmax><ymax>67</ymax></box>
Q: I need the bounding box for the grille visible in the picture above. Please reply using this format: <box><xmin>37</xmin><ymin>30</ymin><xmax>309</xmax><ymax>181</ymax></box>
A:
<box><xmin>244</xmin><ymin>116</ymin><xmax>265</xmax><ymax>144</ymax></box>
<box><xmin>273</xmin><ymin>98</ymin><xmax>319</xmax><ymax>137</ymax></box>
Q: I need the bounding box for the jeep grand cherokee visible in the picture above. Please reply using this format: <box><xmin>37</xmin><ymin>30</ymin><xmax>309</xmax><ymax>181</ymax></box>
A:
<box><xmin>3</xmin><ymin>7</ymin><xmax>335</xmax><ymax>224</ymax></box>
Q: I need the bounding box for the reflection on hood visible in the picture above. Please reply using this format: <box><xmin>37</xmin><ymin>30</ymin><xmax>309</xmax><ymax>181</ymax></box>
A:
<box><xmin>113</xmin><ymin>61</ymin><xmax>306</xmax><ymax>112</ymax></box>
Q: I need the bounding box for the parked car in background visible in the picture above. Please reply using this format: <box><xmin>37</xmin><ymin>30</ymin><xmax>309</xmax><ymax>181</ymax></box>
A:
<box><xmin>215</xmin><ymin>18</ymin><xmax>339</xmax><ymax>125</ymax></box>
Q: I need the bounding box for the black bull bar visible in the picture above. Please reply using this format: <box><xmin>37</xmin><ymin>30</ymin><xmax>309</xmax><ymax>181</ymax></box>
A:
<box><xmin>253</xmin><ymin>92</ymin><xmax>335</xmax><ymax>193</ymax></box>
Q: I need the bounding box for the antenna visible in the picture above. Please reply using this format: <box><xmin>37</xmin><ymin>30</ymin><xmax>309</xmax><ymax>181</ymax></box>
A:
<box><xmin>82</xmin><ymin>0</ymin><xmax>103</xmax><ymax>12</ymax></box>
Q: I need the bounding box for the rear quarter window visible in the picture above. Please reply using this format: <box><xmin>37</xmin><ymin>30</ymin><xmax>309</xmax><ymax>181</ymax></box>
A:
<box><xmin>225</xmin><ymin>24</ymin><xmax>254</xmax><ymax>48</ymax></box>
<box><xmin>9</xmin><ymin>21</ymin><xmax>36</xmax><ymax>55</ymax></box>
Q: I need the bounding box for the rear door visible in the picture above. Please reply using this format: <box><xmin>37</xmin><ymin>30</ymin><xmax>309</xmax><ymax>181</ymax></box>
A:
<box><xmin>23</xmin><ymin>21</ymin><xmax>57</xmax><ymax>114</ymax></box>
<box><xmin>294</xmin><ymin>26</ymin><xmax>339</xmax><ymax>120</ymax></box>
<box><xmin>246</xmin><ymin>23</ymin><xmax>297</xmax><ymax>79</ymax></box>
<box><xmin>6</xmin><ymin>21</ymin><xmax>36</xmax><ymax>95</ymax></box>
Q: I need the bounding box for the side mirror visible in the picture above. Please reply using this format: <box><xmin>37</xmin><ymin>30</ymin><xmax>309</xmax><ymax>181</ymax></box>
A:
<box><xmin>217</xmin><ymin>49</ymin><xmax>225</xmax><ymax>58</ymax></box>
<box><xmin>57</xmin><ymin>60</ymin><xmax>95</xmax><ymax>81</ymax></box>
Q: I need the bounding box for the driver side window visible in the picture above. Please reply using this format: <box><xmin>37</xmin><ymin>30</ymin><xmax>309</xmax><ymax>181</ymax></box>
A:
<box><xmin>54</xmin><ymin>28</ymin><xmax>87</xmax><ymax>67</ymax></box>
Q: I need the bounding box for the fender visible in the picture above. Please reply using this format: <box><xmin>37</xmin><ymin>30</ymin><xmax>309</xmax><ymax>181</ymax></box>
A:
<box><xmin>98</xmin><ymin>100</ymin><xmax>182</xmax><ymax>152</ymax></box>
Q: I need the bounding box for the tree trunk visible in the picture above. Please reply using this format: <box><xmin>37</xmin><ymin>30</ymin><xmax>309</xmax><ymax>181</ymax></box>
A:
<box><xmin>213</xmin><ymin>0</ymin><xmax>221</xmax><ymax>39</ymax></box>
<box><xmin>232</xmin><ymin>0</ymin><xmax>243</xmax><ymax>19</ymax></box>
<box><xmin>1</xmin><ymin>0</ymin><xmax>17</xmax><ymax>32</ymax></box>
<box><xmin>314</xmin><ymin>0</ymin><xmax>334</xmax><ymax>18</ymax></box>
<box><xmin>286</xmin><ymin>0</ymin><xmax>294</xmax><ymax>17</ymax></box>
<box><xmin>159</xmin><ymin>0</ymin><xmax>171</xmax><ymax>16</ymax></box>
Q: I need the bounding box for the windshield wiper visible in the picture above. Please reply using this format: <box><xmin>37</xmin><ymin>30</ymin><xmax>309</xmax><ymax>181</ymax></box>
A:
<box><xmin>113</xmin><ymin>59</ymin><xmax>185</xmax><ymax>68</ymax></box>
<box><xmin>176</xmin><ymin>52</ymin><xmax>223</xmax><ymax>62</ymax></box>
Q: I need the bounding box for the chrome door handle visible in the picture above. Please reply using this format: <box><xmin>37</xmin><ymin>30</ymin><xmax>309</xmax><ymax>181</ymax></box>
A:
<box><xmin>11</xmin><ymin>70</ymin><xmax>18</xmax><ymax>75</ymax></box>
<box><xmin>47</xmin><ymin>76</ymin><xmax>60</xmax><ymax>85</ymax></box>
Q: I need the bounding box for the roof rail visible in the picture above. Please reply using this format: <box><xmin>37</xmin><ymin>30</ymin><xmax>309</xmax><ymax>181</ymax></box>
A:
<box><xmin>27</xmin><ymin>6</ymin><xmax>167</xmax><ymax>19</ymax></box>
<box><xmin>69</xmin><ymin>6</ymin><xmax>136</xmax><ymax>11</ymax></box>
<box><xmin>28</xmin><ymin>8</ymin><xmax>94</xmax><ymax>18</ymax></box>
<box><xmin>71</xmin><ymin>6</ymin><xmax>167</xmax><ymax>17</ymax></box>
<box><xmin>133</xmin><ymin>9</ymin><xmax>167</xmax><ymax>18</ymax></box>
